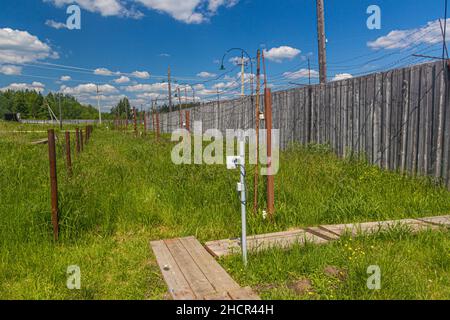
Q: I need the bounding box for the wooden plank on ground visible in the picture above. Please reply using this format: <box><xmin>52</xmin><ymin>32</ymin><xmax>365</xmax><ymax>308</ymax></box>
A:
<box><xmin>152</xmin><ymin>237</ymin><xmax>260</xmax><ymax>300</ymax></box>
<box><xmin>228</xmin><ymin>287</ymin><xmax>261</xmax><ymax>300</ymax></box>
<box><xmin>205</xmin><ymin>229</ymin><xmax>329</xmax><ymax>258</ymax></box>
<box><xmin>416</xmin><ymin>215</ymin><xmax>450</xmax><ymax>227</ymax></box>
<box><xmin>150</xmin><ymin>240</ymin><xmax>196</xmax><ymax>300</ymax></box>
<box><xmin>321</xmin><ymin>219</ymin><xmax>438</xmax><ymax>236</ymax></box>
<box><xmin>179</xmin><ymin>236</ymin><xmax>240</xmax><ymax>293</ymax></box>
<box><xmin>305</xmin><ymin>227</ymin><xmax>341</xmax><ymax>240</ymax></box>
<box><xmin>164</xmin><ymin>238</ymin><xmax>216</xmax><ymax>298</ymax></box>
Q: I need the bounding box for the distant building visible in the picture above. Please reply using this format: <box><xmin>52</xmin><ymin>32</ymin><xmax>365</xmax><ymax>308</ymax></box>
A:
<box><xmin>3</xmin><ymin>113</ymin><xmax>21</xmax><ymax>122</ymax></box>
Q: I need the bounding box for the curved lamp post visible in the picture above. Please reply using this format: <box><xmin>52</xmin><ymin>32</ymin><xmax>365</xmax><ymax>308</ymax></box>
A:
<box><xmin>220</xmin><ymin>48</ymin><xmax>254</xmax><ymax>97</ymax></box>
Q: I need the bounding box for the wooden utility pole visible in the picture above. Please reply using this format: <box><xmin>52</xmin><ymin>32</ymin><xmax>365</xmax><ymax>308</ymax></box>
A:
<box><xmin>168</xmin><ymin>66</ymin><xmax>173</xmax><ymax>113</ymax></box>
<box><xmin>178</xmin><ymin>87</ymin><xmax>182</xmax><ymax>127</ymax></box>
<box><xmin>241</xmin><ymin>53</ymin><xmax>245</xmax><ymax>96</ymax></box>
<box><xmin>316</xmin><ymin>0</ymin><xmax>327</xmax><ymax>84</ymax></box>
<box><xmin>254</xmin><ymin>49</ymin><xmax>261</xmax><ymax>214</ymax></box>
<box><xmin>217</xmin><ymin>88</ymin><xmax>220</xmax><ymax>108</ymax></box>
<box><xmin>308</xmin><ymin>58</ymin><xmax>312</xmax><ymax>85</ymax></box>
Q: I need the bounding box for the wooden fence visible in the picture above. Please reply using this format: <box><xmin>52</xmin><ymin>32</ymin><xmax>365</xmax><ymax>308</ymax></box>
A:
<box><xmin>147</xmin><ymin>60</ymin><xmax>450</xmax><ymax>187</ymax></box>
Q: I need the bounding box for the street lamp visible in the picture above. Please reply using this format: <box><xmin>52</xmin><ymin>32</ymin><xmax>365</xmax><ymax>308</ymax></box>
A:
<box><xmin>220</xmin><ymin>48</ymin><xmax>254</xmax><ymax>97</ymax></box>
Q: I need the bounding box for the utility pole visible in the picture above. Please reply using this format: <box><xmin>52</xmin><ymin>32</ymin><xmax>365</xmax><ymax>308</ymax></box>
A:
<box><xmin>316</xmin><ymin>0</ymin><xmax>327</xmax><ymax>84</ymax></box>
<box><xmin>177</xmin><ymin>87</ymin><xmax>182</xmax><ymax>127</ymax></box>
<box><xmin>308</xmin><ymin>58</ymin><xmax>312</xmax><ymax>85</ymax></box>
<box><xmin>241</xmin><ymin>52</ymin><xmax>245</xmax><ymax>96</ymax></box>
<box><xmin>217</xmin><ymin>88</ymin><xmax>220</xmax><ymax>108</ymax></box>
<box><xmin>58</xmin><ymin>93</ymin><xmax>62</xmax><ymax>130</ymax></box>
<box><xmin>168</xmin><ymin>66</ymin><xmax>173</xmax><ymax>113</ymax></box>
<box><xmin>443</xmin><ymin>0</ymin><xmax>448</xmax><ymax>60</ymax></box>
<box><xmin>96</xmin><ymin>84</ymin><xmax>102</xmax><ymax>125</ymax></box>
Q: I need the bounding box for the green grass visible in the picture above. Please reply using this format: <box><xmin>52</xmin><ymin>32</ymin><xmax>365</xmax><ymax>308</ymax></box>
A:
<box><xmin>221</xmin><ymin>229</ymin><xmax>450</xmax><ymax>300</ymax></box>
<box><xmin>1</xmin><ymin>120</ymin><xmax>449</xmax><ymax>299</ymax></box>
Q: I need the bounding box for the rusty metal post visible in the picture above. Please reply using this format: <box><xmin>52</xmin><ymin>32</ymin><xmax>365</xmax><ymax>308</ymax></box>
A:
<box><xmin>254</xmin><ymin>50</ymin><xmax>261</xmax><ymax>214</ymax></box>
<box><xmin>47</xmin><ymin>129</ymin><xmax>59</xmax><ymax>241</ymax></box>
<box><xmin>80</xmin><ymin>129</ymin><xmax>84</xmax><ymax>152</ymax></box>
<box><xmin>185</xmin><ymin>110</ymin><xmax>190</xmax><ymax>132</ymax></box>
<box><xmin>143</xmin><ymin>111</ymin><xmax>147</xmax><ymax>135</ymax></box>
<box><xmin>65</xmin><ymin>131</ymin><xmax>72</xmax><ymax>176</ymax></box>
<box><xmin>152</xmin><ymin>110</ymin><xmax>156</xmax><ymax>134</ymax></box>
<box><xmin>156</xmin><ymin>112</ymin><xmax>160</xmax><ymax>141</ymax></box>
<box><xmin>85</xmin><ymin>126</ymin><xmax>89</xmax><ymax>144</ymax></box>
<box><xmin>264</xmin><ymin>88</ymin><xmax>275</xmax><ymax>217</ymax></box>
<box><xmin>133</xmin><ymin>107</ymin><xmax>137</xmax><ymax>136</ymax></box>
<box><xmin>75</xmin><ymin>127</ymin><xmax>80</xmax><ymax>155</ymax></box>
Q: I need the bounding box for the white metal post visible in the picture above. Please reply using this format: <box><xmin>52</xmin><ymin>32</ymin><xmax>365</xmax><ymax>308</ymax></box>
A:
<box><xmin>239</xmin><ymin>136</ymin><xmax>248</xmax><ymax>266</ymax></box>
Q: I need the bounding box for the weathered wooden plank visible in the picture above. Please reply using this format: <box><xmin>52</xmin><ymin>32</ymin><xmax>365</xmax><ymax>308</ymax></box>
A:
<box><xmin>179</xmin><ymin>236</ymin><xmax>240</xmax><ymax>293</ymax></box>
<box><xmin>165</xmin><ymin>238</ymin><xmax>216</xmax><ymax>298</ymax></box>
<box><xmin>305</xmin><ymin>227</ymin><xmax>341</xmax><ymax>241</ymax></box>
<box><xmin>417</xmin><ymin>215</ymin><xmax>450</xmax><ymax>227</ymax></box>
<box><xmin>321</xmin><ymin>218</ymin><xmax>437</xmax><ymax>236</ymax></box>
<box><xmin>150</xmin><ymin>240</ymin><xmax>196</xmax><ymax>300</ymax></box>
<box><xmin>435</xmin><ymin>67</ymin><xmax>446</xmax><ymax>179</ymax></box>
<box><xmin>228</xmin><ymin>287</ymin><xmax>261</xmax><ymax>300</ymax></box>
<box><xmin>205</xmin><ymin>229</ymin><xmax>328</xmax><ymax>257</ymax></box>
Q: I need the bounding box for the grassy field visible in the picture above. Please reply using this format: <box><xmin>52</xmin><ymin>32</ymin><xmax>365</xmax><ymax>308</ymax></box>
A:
<box><xmin>0</xmin><ymin>120</ymin><xmax>449</xmax><ymax>300</ymax></box>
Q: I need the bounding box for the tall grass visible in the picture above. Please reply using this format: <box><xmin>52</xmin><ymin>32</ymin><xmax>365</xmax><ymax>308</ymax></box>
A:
<box><xmin>1</xmin><ymin>121</ymin><xmax>449</xmax><ymax>299</ymax></box>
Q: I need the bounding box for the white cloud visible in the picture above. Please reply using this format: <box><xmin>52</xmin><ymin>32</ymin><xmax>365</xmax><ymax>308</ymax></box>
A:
<box><xmin>229</xmin><ymin>56</ymin><xmax>249</xmax><ymax>65</ymax></box>
<box><xmin>44</xmin><ymin>0</ymin><xmax>143</xmax><ymax>18</ymax></box>
<box><xmin>125</xmin><ymin>82</ymin><xmax>168</xmax><ymax>92</ymax></box>
<box><xmin>159</xmin><ymin>53</ymin><xmax>170</xmax><ymax>57</ymax></box>
<box><xmin>283</xmin><ymin>68</ymin><xmax>319</xmax><ymax>80</ymax></box>
<box><xmin>1</xmin><ymin>81</ymin><xmax>45</xmax><ymax>93</ymax></box>
<box><xmin>0</xmin><ymin>27</ymin><xmax>58</xmax><ymax>64</ymax></box>
<box><xmin>0</xmin><ymin>65</ymin><xmax>22</xmax><ymax>75</ymax></box>
<box><xmin>94</xmin><ymin>68</ymin><xmax>115</xmax><ymax>76</ymax></box>
<box><xmin>208</xmin><ymin>0</ymin><xmax>238</xmax><ymax>12</ymax></box>
<box><xmin>60</xmin><ymin>75</ymin><xmax>71</xmax><ymax>81</ymax></box>
<box><xmin>135</xmin><ymin>0</ymin><xmax>238</xmax><ymax>24</ymax></box>
<box><xmin>114</xmin><ymin>76</ymin><xmax>130</xmax><ymax>83</ymax></box>
<box><xmin>131</xmin><ymin>70</ymin><xmax>150</xmax><ymax>79</ymax></box>
<box><xmin>197</xmin><ymin>71</ymin><xmax>216</xmax><ymax>78</ymax></box>
<box><xmin>368</xmin><ymin>19</ymin><xmax>450</xmax><ymax>50</ymax></box>
<box><xmin>60</xmin><ymin>83</ymin><xmax>118</xmax><ymax>95</ymax></box>
<box><xmin>332</xmin><ymin>73</ymin><xmax>353</xmax><ymax>81</ymax></box>
<box><xmin>264</xmin><ymin>46</ymin><xmax>301</xmax><ymax>63</ymax></box>
<box><xmin>45</xmin><ymin>0</ymin><xmax>237</xmax><ymax>24</ymax></box>
<box><xmin>45</xmin><ymin>19</ymin><xmax>67</xmax><ymax>29</ymax></box>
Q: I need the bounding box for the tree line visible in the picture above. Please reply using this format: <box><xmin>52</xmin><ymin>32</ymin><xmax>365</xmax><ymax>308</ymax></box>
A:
<box><xmin>0</xmin><ymin>90</ymin><xmax>102</xmax><ymax>120</ymax></box>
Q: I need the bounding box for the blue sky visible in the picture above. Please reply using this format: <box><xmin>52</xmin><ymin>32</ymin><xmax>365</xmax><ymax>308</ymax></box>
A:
<box><xmin>0</xmin><ymin>0</ymin><xmax>447</xmax><ymax>111</ymax></box>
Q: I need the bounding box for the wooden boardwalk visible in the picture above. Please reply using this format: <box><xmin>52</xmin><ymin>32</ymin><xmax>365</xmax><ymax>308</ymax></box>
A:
<box><xmin>151</xmin><ymin>215</ymin><xmax>449</xmax><ymax>299</ymax></box>
<box><xmin>205</xmin><ymin>216</ymin><xmax>450</xmax><ymax>257</ymax></box>
<box><xmin>150</xmin><ymin>236</ymin><xmax>260</xmax><ymax>300</ymax></box>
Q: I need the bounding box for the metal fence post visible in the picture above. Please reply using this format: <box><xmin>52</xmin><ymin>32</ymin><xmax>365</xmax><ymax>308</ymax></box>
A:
<box><xmin>264</xmin><ymin>88</ymin><xmax>275</xmax><ymax>217</ymax></box>
<box><xmin>65</xmin><ymin>131</ymin><xmax>72</xmax><ymax>176</ymax></box>
<box><xmin>47</xmin><ymin>129</ymin><xmax>59</xmax><ymax>241</ymax></box>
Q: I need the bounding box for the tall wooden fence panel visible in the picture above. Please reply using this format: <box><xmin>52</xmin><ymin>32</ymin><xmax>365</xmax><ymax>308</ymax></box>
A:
<box><xmin>146</xmin><ymin>61</ymin><xmax>450</xmax><ymax>186</ymax></box>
